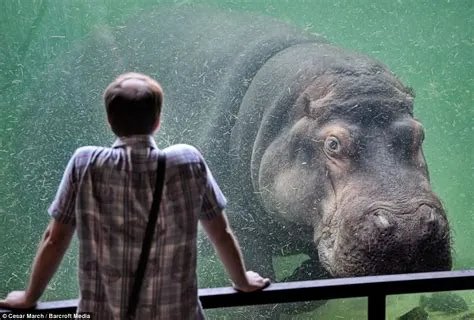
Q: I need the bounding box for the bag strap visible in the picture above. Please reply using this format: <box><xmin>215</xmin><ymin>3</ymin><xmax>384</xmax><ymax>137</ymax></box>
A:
<box><xmin>127</xmin><ymin>151</ymin><xmax>166</xmax><ymax>318</ymax></box>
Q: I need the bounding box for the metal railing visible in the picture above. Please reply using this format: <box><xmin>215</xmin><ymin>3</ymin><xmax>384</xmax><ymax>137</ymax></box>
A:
<box><xmin>1</xmin><ymin>270</ymin><xmax>473</xmax><ymax>319</ymax></box>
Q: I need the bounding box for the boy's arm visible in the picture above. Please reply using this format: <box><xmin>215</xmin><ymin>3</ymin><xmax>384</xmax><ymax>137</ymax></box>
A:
<box><xmin>0</xmin><ymin>218</ymin><xmax>75</xmax><ymax>309</ymax></box>
<box><xmin>200</xmin><ymin>210</ymin><xmax>270</xmax><ymax>292</ymax></box>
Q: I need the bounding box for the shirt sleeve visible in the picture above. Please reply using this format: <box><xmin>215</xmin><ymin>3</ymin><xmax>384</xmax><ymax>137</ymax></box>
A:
<box><xmin>48</xmin><ymin>150</ymin><xmax>81</xmax><ymax>225</ymax></box>
<box><xmin>199</xmin><ymin>158</ymin><xmax>227</xmax><ymax>221</ymax></box>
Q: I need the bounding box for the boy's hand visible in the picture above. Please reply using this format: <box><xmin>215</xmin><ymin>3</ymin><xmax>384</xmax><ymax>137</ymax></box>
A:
<box><xmin>0</xmin><ymin>291</ymin><xmax>36</xmax><ymax>309</ymax></box>
<box><xmin>233</xmin><ymin>271</ymin><xmax>271</xmax><ymax>292</ymax></box>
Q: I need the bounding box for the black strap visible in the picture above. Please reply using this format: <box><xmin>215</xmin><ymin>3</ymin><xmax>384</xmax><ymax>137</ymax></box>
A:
<box><xmin>127</xmin><ymin>151</ymin><xmax>166</xmax><ymax>318</ymax></box>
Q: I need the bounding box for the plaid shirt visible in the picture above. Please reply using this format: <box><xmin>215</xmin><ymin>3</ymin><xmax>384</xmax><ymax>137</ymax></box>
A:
<box><xmin>48</xmin><ymin>135</ymin><xmax>227</xmax><ymax>319</ymax></box>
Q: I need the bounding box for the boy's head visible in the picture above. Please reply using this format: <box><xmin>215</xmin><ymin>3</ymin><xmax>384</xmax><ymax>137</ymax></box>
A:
<box><xmin>103</xmin><ymin>72</ymin><xmax>163</xmax><ymax>137</ymax></box>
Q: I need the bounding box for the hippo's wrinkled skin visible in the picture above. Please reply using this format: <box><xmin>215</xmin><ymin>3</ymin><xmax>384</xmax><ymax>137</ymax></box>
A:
<box><xmin>25</xmin><ymin>6</ymin><xmax>451</xmax><ymax>291</ymax></box>
<box><xmin>227</xmin><ymin>39</ymin><xmax>452</xmax><ymax>280</ymax></box>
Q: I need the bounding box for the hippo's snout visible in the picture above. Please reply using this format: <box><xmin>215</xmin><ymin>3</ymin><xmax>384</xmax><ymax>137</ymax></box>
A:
<box><xmin>372</xmin><ymin>204</ymin><xmax>444</xmax><ymax>238</ymax></box>
<box><xmin>321</xmin><ymin>200</ymin><xmax>452</xmax><ymax>277</ymax></box>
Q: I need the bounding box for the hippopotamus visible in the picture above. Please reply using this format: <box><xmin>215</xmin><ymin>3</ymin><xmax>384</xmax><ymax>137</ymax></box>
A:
<box><xmin>21</xmin><ymin>5</ymin><xmax>451</xmax><ymax>298</ymax></box>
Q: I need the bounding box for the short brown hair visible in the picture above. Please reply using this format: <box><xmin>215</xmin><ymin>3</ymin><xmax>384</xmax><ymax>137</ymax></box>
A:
<box><xmin>103</xmin><ymin>72</ymin><xmax>163</xmax><ymax>137</ymax></box>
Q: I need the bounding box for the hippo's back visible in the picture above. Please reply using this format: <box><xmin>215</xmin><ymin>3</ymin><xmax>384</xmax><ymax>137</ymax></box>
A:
<box><xmin>106</xmin><ymin>7</ymin><xmax>326</xmax><ymax>155</ymax></box>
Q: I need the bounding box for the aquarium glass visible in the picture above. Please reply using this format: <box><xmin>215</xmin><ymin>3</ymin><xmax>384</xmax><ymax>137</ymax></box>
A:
<box><xmin>0</xmin><ymin>1</ymin><xmax>472</xmax><ymax>319</ymax></box>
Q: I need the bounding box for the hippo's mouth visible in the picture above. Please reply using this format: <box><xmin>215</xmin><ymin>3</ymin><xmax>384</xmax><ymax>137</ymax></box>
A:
<box><xmin>318</xmin><ymin>201</ymin><xmax>452</xmax><ymax>277</ymax></box>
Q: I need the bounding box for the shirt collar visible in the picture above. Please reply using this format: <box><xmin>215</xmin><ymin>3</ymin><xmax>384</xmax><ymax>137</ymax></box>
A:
<box><xmin>112</xmin><ymin>135</ymin><xmax>158</xmax><ymax>149</ymax></box>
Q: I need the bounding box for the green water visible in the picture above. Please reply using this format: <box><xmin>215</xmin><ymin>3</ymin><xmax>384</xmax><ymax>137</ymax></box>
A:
<box><xmin>0</xmin><ymin>0</ymin><xmax>472</xmax><ymax>319</ymax></box>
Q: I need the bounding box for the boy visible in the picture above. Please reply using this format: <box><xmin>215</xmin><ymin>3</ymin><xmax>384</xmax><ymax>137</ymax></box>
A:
<box><xmin>0</xmin><ymin>72</ymin><xmax>269</xmax><ymax>319</ymax></box>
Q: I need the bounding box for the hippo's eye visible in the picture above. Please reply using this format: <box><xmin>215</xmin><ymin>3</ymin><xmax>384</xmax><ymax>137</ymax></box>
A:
<box><xmin>324</xmin><ymin>136</ymin><xmax>341</xmax><ymax>153</ymax></box>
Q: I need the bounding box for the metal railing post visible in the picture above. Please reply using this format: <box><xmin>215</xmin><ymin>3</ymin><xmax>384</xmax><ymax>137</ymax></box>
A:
<box><xmin>368</xmin><ymin>294</ymin><xmax>386</xmax><ymax>320</ymax></box>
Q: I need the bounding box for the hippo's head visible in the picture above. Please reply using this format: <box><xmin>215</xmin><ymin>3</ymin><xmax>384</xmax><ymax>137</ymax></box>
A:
<box><xmin>253</xmin><ymin>50</ymin><xmax>452</xmax><ymax>277</ymax></box>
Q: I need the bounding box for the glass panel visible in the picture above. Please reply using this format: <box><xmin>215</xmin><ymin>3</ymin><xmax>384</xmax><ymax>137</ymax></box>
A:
<box><xmin>0</xmin><ymin>0</ymin><xmax>472</xmax><ymax>311</ymax></box>
<box><xmin>387</xmin><ymin>290</ymin><xmax>474</xmax><ymax>320</ymax></box>
<box><xmin>203</xmin><ymin>298</ymin><xmax>368</xmax><ymax>320</ymax></box>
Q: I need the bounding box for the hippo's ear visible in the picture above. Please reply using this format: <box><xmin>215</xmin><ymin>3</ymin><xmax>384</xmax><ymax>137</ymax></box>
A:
<box><xmin>302</xmin><ymin>94</ymin><xmax>313</xmax><ymax>118</ymax></box>
<box><xmin>303</xmin><ymin>87</ymin><xmax>336</xmax><ymax>120</ymax></box>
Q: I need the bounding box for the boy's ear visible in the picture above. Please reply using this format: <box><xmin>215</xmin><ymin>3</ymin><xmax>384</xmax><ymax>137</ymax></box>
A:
<box><xmin>153</xmin><ymin>117</ymin><xmax>161</xmax><ymax>132</ymax></box>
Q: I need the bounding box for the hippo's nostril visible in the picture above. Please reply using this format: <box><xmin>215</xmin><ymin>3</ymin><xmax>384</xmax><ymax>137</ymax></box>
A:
<box><xmin>416</xmin><ymin>204</ymin><xmax>438</xmax><ymax>222</ymax></box>
<box><xmin>417</xmin><ymin>204</ymin><xmax>434</xmax><ymax>216</ymax></box>
<box><xmin>428</xmin><ymin>207</ymin><xmax>437</xmax><ymax>222</ymax></box>
<box><xmin>374</xmin><ymin>213</ymin><xmax>391</xmax><ymax>230</ymax></box>
<box><xmin>414</xmin><ymin>204</ymin><xmax>444</xmax><ymax>237</ymax></box>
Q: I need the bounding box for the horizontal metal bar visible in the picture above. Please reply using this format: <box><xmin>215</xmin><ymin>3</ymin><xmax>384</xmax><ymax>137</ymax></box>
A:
<box><xmin>199</xmin><ymin>270</ymin><xmax>474</xmax><ymax>308</ymax></box>
<box><xmin>1</xmin><ymin>270</ymin><xmax>473</xmax><ymax>313</ymax></box>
